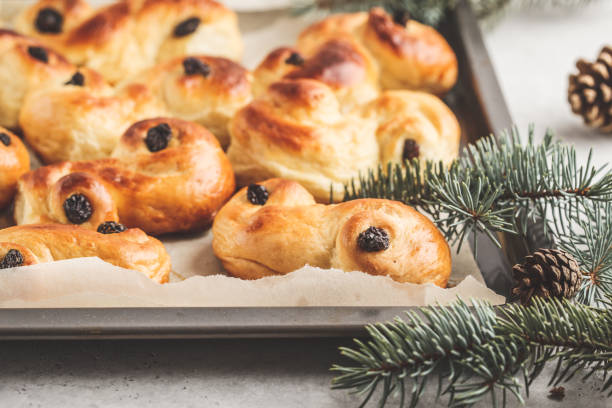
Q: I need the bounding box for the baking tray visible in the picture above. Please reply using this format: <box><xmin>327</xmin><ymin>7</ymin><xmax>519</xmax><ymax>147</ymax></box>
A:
<box><xmin>0</xmin><ymin>0</ymin><xmax>516</xmax><ymax>340</ymax></box>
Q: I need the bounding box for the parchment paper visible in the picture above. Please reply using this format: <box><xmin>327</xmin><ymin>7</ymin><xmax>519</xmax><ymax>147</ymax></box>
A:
<box><xmin>0</xmin><ymin>4</ymin><xmax>505</xmax><ymax>307</ymax></box>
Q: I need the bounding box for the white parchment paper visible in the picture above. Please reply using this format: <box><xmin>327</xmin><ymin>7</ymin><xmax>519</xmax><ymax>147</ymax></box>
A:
<box><xmin>0</xmin><ymin>258</ymin><xmax>504</xmax><ymax>307</ymax></box>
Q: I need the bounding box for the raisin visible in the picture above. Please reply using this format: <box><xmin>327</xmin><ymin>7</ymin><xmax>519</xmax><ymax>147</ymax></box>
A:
<box><xmin>0</xmin><ymin>132</ymin><xmax>10</xmax><ymax>146</ymax></box>
<box><xmin>285</xmin><ymin>52</ymin><xmax>305</xmax><ymax>66</ymax></box>
<box><xmin>65</xmin><ymin>71</ymin><xmax>85</xmax><ymax>86</ymax></box>
<box><xmin>357</xmin><ymin>226</ymin><xmax>390</xmax><ymax>252</ymax></box>
<box><xmin>183</xmin><ymin>57</ymin><xmax>211</xmax><ymax>77</ymax></box>
<box><xmin>35</xmin><ymin>7</ymin><xmax>63</xmax><ymax>34</ymax></box>
<box><xmin>0</xmin><ymin>249</ymin><xmax>24</xmax><ymax>269</ymax></box>
<box><xmin>402</xmin><ymin>139</ymin><xmax>420</xmax><ymax>162</ymax></box>
<box><xmin>28</xmin><ymin>46</ymin><xmax>48</xmax><ymax>63</ymax></box>
<box><xmin>392</xmin><ymin>9</ymin><xmax>411</xmax><ymax>26</ymax></box>
<box><xmin>173</xmin><ymin>17</ymin><xmax>201</xmax><ymax>37</ymax></box>
<box><xmin>63</xmin><ymin>194</ymin><xmax>93</xmax><ymax>224</ymax></box>
<box><xmin>145</xmin><ymin>123</ymin><xmax>172</xmax><ymax>152</ymax></box>
<box><xmin>247</xmin><ymin>184</ymin><xmax>269</xmax><ymax>205</ymax></box>
<box><xmin>97</xmin><ymin>221</ymin><xmax>127</xmax><ymax>234</ymax></box>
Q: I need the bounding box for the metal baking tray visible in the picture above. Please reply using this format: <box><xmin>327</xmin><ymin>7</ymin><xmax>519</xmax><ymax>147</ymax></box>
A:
<box><xmin>0</xmin><ymin>0</ymin><xmax>516</xmax><ymax>340</ymax></box>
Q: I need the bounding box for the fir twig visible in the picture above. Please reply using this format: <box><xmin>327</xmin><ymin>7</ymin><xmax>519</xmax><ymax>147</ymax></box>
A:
<box><xmin>295</xmin><ymin>0</ymin><xmax>600</xmax><ymax>26</ymax></box>
<box><xmin>331</xmin><ymin>297</ymin><xmax>612</xmax><ymax>407</ymax></box>
<box><xmin>342</xmin><ymin>126</ymin><xmax>612</xmax><ymax>304</ymax></box>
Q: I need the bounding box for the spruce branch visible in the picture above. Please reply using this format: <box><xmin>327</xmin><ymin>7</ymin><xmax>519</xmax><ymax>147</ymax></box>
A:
<box><xmin>331</xmin><ymin>297</ymin><xmax>612</xmax><ymax>407</ymax></box>
<box><xmin>342</xmin><ymin>126</ymin><xmax>612</xmax><ymax>303</ymax></box>
<box><xmin>295</xmin><ymin>0</ymin><xmax>600</xmax><ymax>26</ymax></box>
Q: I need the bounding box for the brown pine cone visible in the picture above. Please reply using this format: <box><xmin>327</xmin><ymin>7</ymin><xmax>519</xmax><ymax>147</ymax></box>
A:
<box><xmin>568</xmin><ymin>46</ymin><xmax>612</xmax><ymax>133</ymax></box>
<box><xmin>512</xmin><ymin>248</ymin><xmax>582</xmax><ymax>306</ymax></box>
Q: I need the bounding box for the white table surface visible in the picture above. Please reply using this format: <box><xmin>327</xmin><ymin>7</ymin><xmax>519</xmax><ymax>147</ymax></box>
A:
<box><xmin>1</xmin><ymin>2</ymin><xmax>611</xmax><ymax>407</ymax></box>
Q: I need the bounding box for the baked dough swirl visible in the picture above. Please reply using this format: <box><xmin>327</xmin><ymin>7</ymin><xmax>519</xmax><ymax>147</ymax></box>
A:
<box><xmin>0</xmin><ymin>29</ymin><xmax>107</xmax><ymax>130</ymax></box>
<box><xmin>0</xmin><ymin>223</ymin><xmax>170</xmax><ymax>283</ymax></box>
<box><xmin>19</xmin><ymin>54</ymin><xmax>251</xmax><ymax>162</ymax></box>
<box><xmin>297</xmin><ymin>7</ymin><xmax>457</xmax><ymax>95</ymax></box>
<box><xmin>0</xmin><ymin>127</ymin><xmax>30</xmax><ymax>211</ymax></box>
<box><xmin>212</xmin><ymin>178</ymin><xmax>451</xmax><ymax>286</ymax></box>
<box><xmin>14</xmin><ymin>0</ymin><xmax>243</xmax><ymax>83</ymax></box>
<box><xmin>228</xmin><ymin>78</ymin><xmax>459</xmax><ymax>202</ymax></box>
<box><xmin>15</xmin><ymin>118</ymin><xmax>235</xmax><ymax>235</ymax></box>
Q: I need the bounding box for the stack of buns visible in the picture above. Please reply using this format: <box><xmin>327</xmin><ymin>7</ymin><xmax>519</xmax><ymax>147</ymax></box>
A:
<box><xmin>0</xmin><ymin>4</ymin><xmax>460</xmax><ymax>287</ymax></box>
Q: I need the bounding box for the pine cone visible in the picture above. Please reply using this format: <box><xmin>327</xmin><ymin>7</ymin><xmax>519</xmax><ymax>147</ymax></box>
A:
<box><xmin>512</xmin><ymin>248</ymin><xmax>582</xmax><ymax>306</ymax></box>
<box><xmin>568</xmin><ymin>46</ymin><xmax>612</xmax><ymax>133</ymax></box>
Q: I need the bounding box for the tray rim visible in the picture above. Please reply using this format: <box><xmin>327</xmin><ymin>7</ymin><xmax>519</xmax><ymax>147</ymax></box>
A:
<box><xmin>0</xmin><ymin>0</ymin><xmax>514</xmax><ymax>340</ymax></box>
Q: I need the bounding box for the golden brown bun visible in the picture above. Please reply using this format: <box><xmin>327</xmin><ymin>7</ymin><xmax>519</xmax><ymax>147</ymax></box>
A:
<box><xmin>15</xmin><ymin>0</ymin><xmax>243</xmax><ymax>84</ymax></box>
<box><xmin>297</xmin><ymin>8</ymin><xmax>457</xmax><ymax>95</ymax></box>
<box><xmin>253</xmin><ymin>38</ymin><xmax>379</xmax><ymax>108</ymax></box>
<box><xmin>212</xmin><ymin>179</ymin><xmax>451</xmax><ymax>286</ymax></box>
<box><xmin>0</xmin><ymin>128</ymin><xmax>31</xmax><ymax>211</ymax></box>
<box><xmin>19</xmin><ymin>55</ymin><xmax>251</xmax><ymax>162</ymax></box>
<box><xmin>120</xmin><ymin>55</ymin><xmax>252</xmax><ymax>148</ymax></box>
<box><xmin>0</xmin><ymin>29</ymin><xmax>106</xmax><ymax>130</ymax></box>
<box><xmin>228</xmin><ymin>79</ymin><xmax>459</xmax><ymax>202</ymax></box>
<box><xmin>0</xmin><ymin>224</ymin><xmax>170</xmax><ymax>283</ymax></box>
<box><xmin>20</xmin><ymin>83</ymin><xmax>164</xmax><ymax>163</ymax></box>
<box><xmin>15</xmin><ymin>118</ymin><xmax>235</xmax><ymax>235</ymax></box>
<box><xmin>362</xmin><ymin>90</ymin><xmax>460</xmax><ymax>167</ymax></box>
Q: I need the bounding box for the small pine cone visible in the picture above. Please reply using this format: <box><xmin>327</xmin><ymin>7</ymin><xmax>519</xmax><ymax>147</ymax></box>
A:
<box><xmin>568</xmin><ymin>45</ymin><xmax>612</xmax><ymax>133</ymax></box>
<box><xmin>512</xmin><ymin>248</ymin><xmax>582</xmax><ymax>306</ymax></box>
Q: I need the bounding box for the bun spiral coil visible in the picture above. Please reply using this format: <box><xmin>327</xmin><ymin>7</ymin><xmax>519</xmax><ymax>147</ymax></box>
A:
<box><xmin>212</xmin><ymin>178</ymin><xmax>451</xmax><ymax>286</ymax></box>
<box><xmin>15</xmin><ymin>0</ymin><xmax>243</xmax><ymax>83</ymax></box>
<box><xmin>0</xmin><ymin>223</ymin><xmax>170</xmax><ymax>283</ymax></box>
<box><xmin>15</xmin><ymin>118</ymin><xmax>235</xmax><ymax>235</ymax></box>
<box><xmin>0</xmin><ymin>127</ymin><xmax>30</xmax><ymax>211</ymax></box>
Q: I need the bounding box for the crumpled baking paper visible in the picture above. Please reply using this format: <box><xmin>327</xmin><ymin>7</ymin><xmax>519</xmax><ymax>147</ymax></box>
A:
<box><xmin>0</xmin><ymin>257</ymin><xmax>504</xmax><ymax>307</ymax></box>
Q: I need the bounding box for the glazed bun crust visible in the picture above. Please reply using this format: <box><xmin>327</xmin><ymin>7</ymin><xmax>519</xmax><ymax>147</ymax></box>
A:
<box><xmin>297</xmin><ymin>7</ymin><xmax>457</xmax><ymax>95</ymax></box>
<box><xmin>122</xmin><ymin>55</ymin><xmax>252</xmax><ymax>148</ymax></box>
<box><xmin>13</xmin><ymin>0</ymin><xmax>92</xmax><ymax>41</ymax></box>
<box><xmin>0</xmin><ymin>224</ymin><xmax>170</xmax><ymax>283</ymax></box>
<box><xmin>228</xmin><ymin>78</ymin><xmax>459</xmax><ymax>202</ymax></box>
<box><xmin>228</xmin><ymin>78</ymin><xmax>379</xmax><ymax>202</ymax></box>
<box><xmin>19</xmin><ymin>55</ymin><xmax>251</xmax><ymax>162</ymax></box>
<box><xmin>14</xmin><ymin>0</ymin><xmax>243</xmax><ymax>83</ymax></box>
<box><xmin>363</xmin><ymin>90</ymin><xmax>460</xmax><ymax>167</ymax></box>
<box><xmin>0</xmin><ymin>128</ymin><xmax>31</xmax><ymax>211</ymax></box>
<box><xmin>253</xmin><ymin>38</ymin><xmax>380</xmax><ymax>108</ymax></box>
<box><xmin>213</xmin><ymin>179</ymin><xmax>451</xmax><ymax>286</ymax></box>
<box><xmin>0</xmin><ymin>29</ymin><xmax>86</xmax><ymax>130</ymax></box>
<box><xmin>15</xmin><ymin>118</ymin><xmax>235</xmax><ymax>235</ymax></box>
<box><xmin>20</xmin><ymin>83</ymin><xmax>164</xmax><ymax>163</ymax></box>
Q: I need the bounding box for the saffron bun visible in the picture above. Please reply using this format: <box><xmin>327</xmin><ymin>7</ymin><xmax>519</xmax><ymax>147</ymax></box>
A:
<box><xmin>212</xmin><ymin>178</ymin><xmax>451</xmax><ymax>287</ymax></box>
<box><xmin>119</xmin><ymin>55</ymin><xmax>252</xmax><ymax>148</ymax></box>
<box><xmin>227</xmin><ymin>78</ymin><xmax>460</xmax><ymax>202</ymax></box>
<box><xmin>20</xmin><ymin>82</ymin><xmax>164</xmax><ymax>163</ymax></box>
<box><xmin>0</xmin><ymin>224</ymin><xmax>170</xmax><ymax>283</ymax></box>
<box><xmin>0</xmin><ymin>28</ymin><xmax>106</xmax><ymax>130</ymax></box>
<box><xmin>19</xmin><ymin>55</ymin><xmax>252</xmax><ymax>162</ymax></box>
<box><xmin>252</xmin><ymin>38</ymin><xmax>380</xmax><ymax>109</ymax></box>
<box><xmin>0</xmin><ymin>127</ymin><xmax>31</xmax><ymax>211</ymax></box>
<box><xmin>361</xmin><ymin>90</ymin><xmax>460</xmax><ymax>168</ymax></box>
<box><xmin>297</xmin><ymin>7</ymin><xmax>457</xmax><ymax>95</ymax></box>
<box><xmin>14</xmin><ymin>0</ymin><xmax>243</xmax><ymax>84</ymax></box>
<box><xmin>15</xmin><ymin>118</ymin><xmax>235</xmax><ymax>235</ymax></box>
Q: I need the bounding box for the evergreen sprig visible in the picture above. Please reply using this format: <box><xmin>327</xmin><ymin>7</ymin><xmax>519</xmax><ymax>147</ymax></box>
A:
<box><xmin>342</xmin><ymin>127</ymin><xmax>612</xmax><ymax>305</ymax></box>
<box><xmin>296</xmin><ymin>0</ymin><xmax>599</xmax><ymax>26</ymax></box>
<box><xmin>331</xmin><ymin>297</ymin><xmax>612</xmax><ymax>407</ymax></box>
